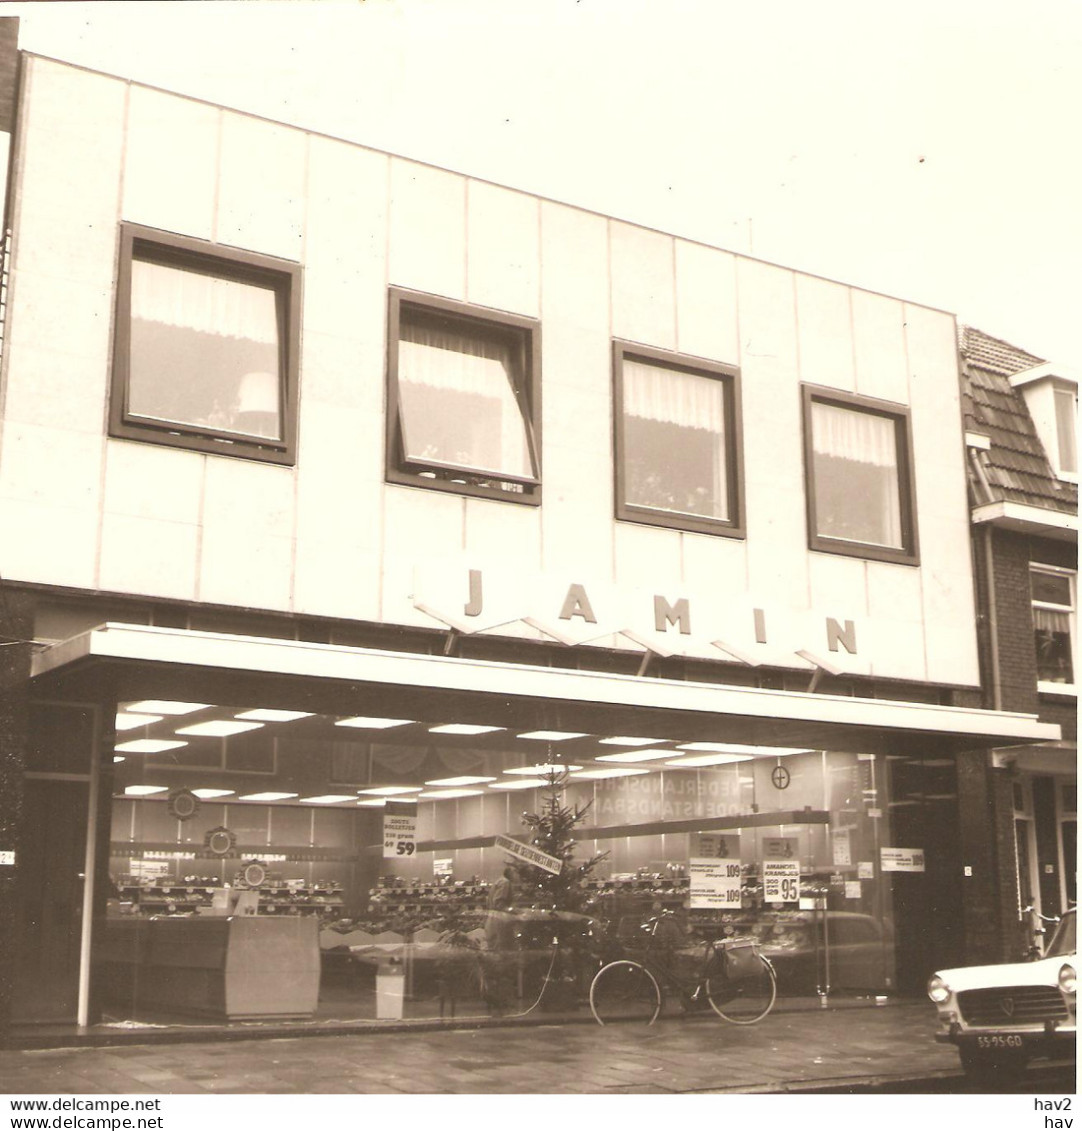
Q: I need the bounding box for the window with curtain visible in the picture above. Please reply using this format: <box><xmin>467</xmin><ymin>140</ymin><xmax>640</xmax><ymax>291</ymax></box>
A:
<box><xmin>804</xmin><ymin>390</ymin><xmax>916</xmax><ymax>562</ymax></box>
<box><xmin>615</xmin><ymin>344</ymin><xmax>742</xmax><ymax>536</ymax></box>
<box><xmin>110</xmin><ymin>225</ymin><xmax>300</xmax><ymax>464</ymax></box>
<box><xmin>1031</xmin><ymin>567</ymin><xmax>1075</xmax><ymax>685</ymax></box>
<box><xmin>387</xmin><ymin>291</ymin><xmax>540</xmax><ymax>502</ymax></box>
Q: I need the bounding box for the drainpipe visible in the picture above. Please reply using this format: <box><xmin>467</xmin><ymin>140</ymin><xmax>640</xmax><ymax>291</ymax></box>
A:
<box><xmin>968</xmin><ymin>448</ymin><xmax>1002</xmax><ymax>710</ymax></box>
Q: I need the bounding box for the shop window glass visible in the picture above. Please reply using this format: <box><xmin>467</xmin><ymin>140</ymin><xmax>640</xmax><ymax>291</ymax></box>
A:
<box><xmin>110</xmin><ymin>225</ymin><xmax>300</xmax><ymax>464</ymax></box>
<box><xmin>803</xmin><ymin>387</ymin><xmax>918</xmax><ymax>564</ymax></box>
<box><xmin>615</xmin><ymin>343</ymin><xmax>743</xmax><ymax>536</ymax></box>
<box><xmin>1031</xmin><ymin>566</ymin><xmax>1076</xmax><ymax>686</ymax></box>
<box><xmin>387</xmin><ymin>289</ymin><xmax>540</xmax><ymax>502</ymax></box>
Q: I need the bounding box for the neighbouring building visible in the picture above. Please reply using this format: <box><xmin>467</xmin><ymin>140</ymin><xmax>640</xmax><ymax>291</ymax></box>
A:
<box><xmin>0</xmin><ymin>24</ymin><xmax>1063</xmax><ymax>1040</ymax></box>
<box><xmin>960</xmin><ymin>326</ymin><xmax>1077</xmax><ymax>960</ymax></box>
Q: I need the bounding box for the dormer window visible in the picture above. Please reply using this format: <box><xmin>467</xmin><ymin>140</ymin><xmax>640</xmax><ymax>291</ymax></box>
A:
<box><xmin>1009</xmin><ymin>363</ymin><xmax>1079</xmax><ymax>483</ymax></box>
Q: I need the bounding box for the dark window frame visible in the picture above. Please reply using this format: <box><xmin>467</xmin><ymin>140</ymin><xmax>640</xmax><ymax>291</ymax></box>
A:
<box><xmin>802</xmin><ymin>384</ymin><xmax>920</xmax><ymax>566</ymax></box>
<box><xmin>386</xmin><ymin>287</ymin><xmax>542</xmax><ymax>505</ymax></box>
<box><xmin>613</xmin><ymin>340</ymin><xmax>745</xmax><ymax>538</ymax></box>
<box><xmin>110</xmin><ymin>223</ymin><xmax>302</xmax><ymax>465</ymax></box>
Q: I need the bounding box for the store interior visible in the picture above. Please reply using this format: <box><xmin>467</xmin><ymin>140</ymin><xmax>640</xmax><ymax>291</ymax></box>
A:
<box><xmin>83</xmin><ymin>692</ymin><xmax>952</xmax><ymax>1028</ymax></box>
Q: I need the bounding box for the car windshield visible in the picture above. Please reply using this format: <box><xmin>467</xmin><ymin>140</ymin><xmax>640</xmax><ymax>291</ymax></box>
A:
<box><xmin>1046</xmin><ymin>911</ymin><xmax>1076</xmax><ymax>958</ymax></box>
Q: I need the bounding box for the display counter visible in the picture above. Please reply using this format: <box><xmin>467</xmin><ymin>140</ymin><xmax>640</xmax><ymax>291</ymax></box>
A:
<box><xmin>96</xmin><ymin>916</ymin><xmax>320</xmax><ymax>1021</ymax></box>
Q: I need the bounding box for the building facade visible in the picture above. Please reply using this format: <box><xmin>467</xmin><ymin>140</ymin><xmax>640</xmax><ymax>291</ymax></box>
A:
<box><xmin>0</xmin><ymin>33</ymin><xmax>1062</xmax><ymax>1037</ymax></box>
<box><xmin>960</xmin><ymin>327</ymin><xmax>1077</xmax><ymax>959</ymax></box>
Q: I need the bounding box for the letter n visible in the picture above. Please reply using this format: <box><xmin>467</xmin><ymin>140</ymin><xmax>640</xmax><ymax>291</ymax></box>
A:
<box><xmin>826</xmin><ymin>618</ymin><xmax>857</xmax><ymax>654</ymax></box>
<box><xmin>654</xmin><ymin>596</ymin><xmax>691</xmax><ymax>635</ymax></box>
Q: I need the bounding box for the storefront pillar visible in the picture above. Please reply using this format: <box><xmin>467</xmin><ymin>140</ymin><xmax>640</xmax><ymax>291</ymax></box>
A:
<box><xmin>0</xmin><ymin>589</ymin><xmax>33</xmax><ymax>1040</ymax></box>
<box><xmin>956</xmin><ymin>748</ymin><xmax>1016</xmax><ymax>965</ymax></box>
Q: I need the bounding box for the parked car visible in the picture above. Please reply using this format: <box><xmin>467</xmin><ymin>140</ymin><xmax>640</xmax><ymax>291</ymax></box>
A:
<box><xmin>928</xmin><ymin>908</ymin><xmax>1076</xmax><ymax>1080</ymax></box>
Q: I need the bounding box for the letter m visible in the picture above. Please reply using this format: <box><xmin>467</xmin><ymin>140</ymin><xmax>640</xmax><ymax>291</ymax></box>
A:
<box><xmin>654</xmin><ymin>596</ymin><xmax>691</xmax><ymax>636</ymax></box>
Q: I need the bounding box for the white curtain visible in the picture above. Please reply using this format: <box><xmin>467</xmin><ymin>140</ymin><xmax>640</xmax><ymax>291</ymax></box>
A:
<box><xmin>398</xmin><ymin>321</ymin><xmax>532</xmax><ymax>479</ymax></box>
<box><xmin>1034</xmin><ymin>607</ymin><xmax>1071</xmax><ymax>636</ymax></box>
<box><xmin>812</xmin><ymin>401</ymin><xmax>897</xmax><ymax>467</ymax></box>
<box><xmin>132</xmin><ymin>259</ymin><xmax>278</xmax><ymax>344</ymax></box>
<box><xmin>623</xmin><ymin>358</ymin><xmax>725</xmax><ymax>433</ymax></box>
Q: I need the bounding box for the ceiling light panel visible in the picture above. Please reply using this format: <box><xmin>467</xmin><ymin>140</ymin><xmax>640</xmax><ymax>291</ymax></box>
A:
<box><xmin>357</xmin><ymin>786</ymin><xmax>423</xmax><ymax>796</ymax></box>
<box><xmin>664</xmin><ymin>754</ymin><xmax>754</xmax><ymax>767</ymax></box>
<box><xmin>424</xmin><ymin>776</ymin><xmax>498</xmax><ymax>787</ymax></box>
<box><xmin>428</xmin><ymin>724</ymin><xmax>504</xmax><ymax>736</ymax></box>
<box><xmin>597</xmin><ymin>736</ymin><xmax>672</xmax><ymax>747</ymax></box>
<box><xmin>335</xmin><ymin>716</ymin><xmax>415</xmax><ymax>729</ymax></box>
<box><xmin>570</xmin><ymin>768</ymin><xmax>650</xmax><ymax>780</ymax></box>
<box><xmin>191</xmin><ymin>789</ymin><xmax>235</xmax><ymax>799</ymax></box>
<box><xmin>357</xmin><ymin>799</ymin><xmax>387</xmax><ymax>807</ymax></box>
<box><xmin>235</xmin><ymin>709</ymin><xmax>314</xmax><ymax>723</ymax></box>
<box><xmin>115</xmin><ymin>712</ymin><xmax>164</xmax><ymax>731</ymax></box>
<box><xmin>114</xmin><ymin>739</ymin><xmax>188</xmax><ymax>754</ymax></box>
<box><xmin>594</xmin><ymin>750</ymin><xmax>674</xmax><ymax>763</ymax></box>
<box><xmin>123</xmin><ymin>785</ymin><xmax>169</xmax><ymax>796</ymax></box>
<box><xmin>488</xmin><ymin>779</ymin><xmax>548</xmax><ymax>790</ymax></box>
<box><xmin>300</xmin><ymin>795</ymin><xmax>358</xmax><ymax>805</ymax></box>
<box><xmin>675</xmin><ymin>743</ymin><xmax>810</xmax><ymax>756</ymax></box>
<box><xmin>237</xmin><ymin>792</ymin><xmax>298</xmax><ymax>802</ymax></box>
<box><xmin>517</xmin><ymin>730</ymin><xmax>588</xmax><ymax>741</ymax></box>
<box><xmin>175</xmin><ymin>720</ymin><xmax>264</xmax><ymax>738</ymax></box>
<box><xmin>503</xmin><ymin>764</ymin><xmax>583</xmax><ymax>775</ymax></box>
<box><xmin>417</xmin><ymin>788</ymin><xmax>485</xmax><ymax>800</ymax></box>
<box><xmin>125</xmin><ymin>700</ymin><xmax>210</xmax><ymax>716</ymax></box>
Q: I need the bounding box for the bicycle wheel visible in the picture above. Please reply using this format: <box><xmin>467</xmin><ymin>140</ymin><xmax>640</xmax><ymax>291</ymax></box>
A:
<box><xmin>589</xmin><ymin>960</ymin><xmax>661</xmax><ymax>1026</ymax></box>
<box><xmin>705</xmin><ymin>955</ymin><xmax>777</xmax><ymax>1024</ymax></box>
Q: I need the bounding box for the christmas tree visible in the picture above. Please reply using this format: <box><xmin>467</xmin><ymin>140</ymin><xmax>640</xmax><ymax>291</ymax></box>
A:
<box><xmin>515</xmin><ymin>768</ymin><xmax>608</xmax><ymax>911</ymax></box>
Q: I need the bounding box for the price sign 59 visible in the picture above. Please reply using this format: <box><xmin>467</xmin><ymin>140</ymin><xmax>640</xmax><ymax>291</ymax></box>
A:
<box><xmin>384</xmin><ymin>836</ymin><xmax>416</xmax><ymax>857</ymax></box>
<box><xmin>383</xmin><ymin>813</ymin><xmax>418</xmax><ymax>859</ymax></box>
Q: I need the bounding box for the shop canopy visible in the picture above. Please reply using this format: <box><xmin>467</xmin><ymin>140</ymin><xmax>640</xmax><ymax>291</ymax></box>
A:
<box><xmin>30</xmin><ymin>622</ymin><xmax>1060</xmax><ymax>758</ymax></box>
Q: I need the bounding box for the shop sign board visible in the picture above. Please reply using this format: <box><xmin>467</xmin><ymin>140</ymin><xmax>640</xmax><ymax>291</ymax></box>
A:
<box><xmin>433</xmin><ymin>858</ymin><xmax>453</xmax><ymax>877</ymax></box>
<box><xmin>857</xmin><ymin>861</ymin><xmax>875</xmax><ymax>880</ymax></box>
<box><xmin>383</xmin><ymin>801</ymin><xmax>418</xmax><ymax>859</ymax></box>
<box><xmin>0</xmin><ymin>850</ymin><xmax>14</xmax><ymax>866</ymax></box>
<box><xmin>880</xmin><ymin>847</ymin><xmax>925</xmax><ymax>872</ymax></box>
<box><xmin>494</xmin><ymin>834</ymin><xmax>563</xmax><ymax>875</ymax></box>
<box><xmin>762</xmin><ymin>836</ymin><xmax>798</xmax><ymax>859</ymax></box>
<box><xmin>845</xmin><ymin>880</ymin><xmax>862</xmax><ymax>899</ymax></box>
<box><xmin>689</xmin><ymin>834</ymin><xmax>742</xmax><ymax>909</ymax></box>
<box><xmin>763</xmin><ymin>858</ymin><xmax>800</xmax><ymax>903</ymax></box>
<box><xmin>832</xmin><ymin>829</ymin><xmax>852</xmax><ymax>866</ymax></box>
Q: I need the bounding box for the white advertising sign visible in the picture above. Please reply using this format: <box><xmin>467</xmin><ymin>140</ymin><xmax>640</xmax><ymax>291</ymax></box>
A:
<box><xmin>383</xmin><ymin>804</ymin><xmax>418</xmax><ymax>859</ymax></box>
<box><xmin>858</xmin><ymin>861</ymin><xmax>875</xmax><ymax>880</ymax></box>
<box><xmin>763</xmin><ymin>859</ymin><xmax>801</xmax><ymax>903</ymax></box>
<box><xmin>762</xmin><ymin>836</ymin><xmax>798</xmax><ymax>859</ymax></box>
<box><xmin>880</xmin><ymin>847</ymin><xmax>926</xmax><ymax>873</ymax></box>
<box><xmin>689</xmin><ymin>834</ymin><xmax>742</xmax><ymax>909</ymax></box>
<box><xmin>845</xmin><ymin>880</ymin><xmax>863</xmax><ymax>900</ymax></box>
<box><xmin>494</xmin><ymin>834</ymin><xmax>563</xmax><ymax>875</ymax></box>
<box><xmin>832</xmin><ymin>829</ymin><xmax>852</xmax><ymax>866</ymax></box>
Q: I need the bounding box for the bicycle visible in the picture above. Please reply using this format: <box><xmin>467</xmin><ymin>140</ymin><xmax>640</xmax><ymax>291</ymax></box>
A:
<box><xmin>589</xmin><ymin>909</ymin><xmax>777</xmax><ymax>1026</ymax></box>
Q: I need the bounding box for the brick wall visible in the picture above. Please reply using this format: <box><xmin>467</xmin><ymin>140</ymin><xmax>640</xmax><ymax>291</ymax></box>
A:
<box><xmin>989</xmin><ymin>529</ymin><xmax>1040</xmax><ymax>714</ymax></box>
<box><xmin>0</xmin><ymin>18</ymin><xmax>18</xmax><ymax>134</ymax></box>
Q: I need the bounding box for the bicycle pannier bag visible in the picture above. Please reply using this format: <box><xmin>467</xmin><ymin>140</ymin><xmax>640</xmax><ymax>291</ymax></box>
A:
<box><xmin>722</xmin><ymin>940</ymin><xmax>761</xmax><ymax>980</ymax></box>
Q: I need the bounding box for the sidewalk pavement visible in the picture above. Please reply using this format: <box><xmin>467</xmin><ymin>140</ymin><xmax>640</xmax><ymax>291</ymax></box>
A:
<box><xmin>0</xmin><ymin>1001</ymin><xmax>966</xmax><ymax>1095</ymax></box>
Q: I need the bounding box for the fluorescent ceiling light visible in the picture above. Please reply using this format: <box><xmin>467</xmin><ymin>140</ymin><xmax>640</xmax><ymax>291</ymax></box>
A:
<box><xmin>428</xmin><ymin>724</ymin><xmax>504</xmax><ymax>736</ymax></box>
<box><xmin>125</xmin><ymin>700</ymin><xmax>210</xmax><ymax>716</ymax></box>
<box><xmin>417</xmin><ymin>788</ymin><xmax>484</xmax><ymax>800</ymax></box>
<box><xmin>570</xmin><ymin>767</ymin><xmax>650</xmax><ymax>780</ymax></box>
<box><xmin>664</xmin><ymin>754</ymin><xmax>753</xmax><ymax>767</ymax></box>
<box><xmin>595</xmin><ymin>750</ymin><xmax>674</xmax><ymax>763</ymax></box>
<box><xmin>357</xmin><ymin>786</ymin><xmax>423</xmax><ymax>796</ymax></box>
<box><xmin>114</xmin><ymin>739</ymin><xmax>188</xmax><ymax>754</ymax></box>
<box><xmin>191</xmin><ymin>788</ymin><xmax>234</xmax><ymax>799</ymax></box>
<box><xmin>503</xmin><ymin>764</ymin><xmax>583</xmax><ymax>775</ymax></box>
<box><xmin>176</xmin><ymin>720</ymin><xmax>264</xmax><ymax>738</ymax></box>
<box><xmin>115</xmin><ymin>712</ymin><xmax>163</xmax><ymax>731</ymax></box>
<box><xmin>237</xmin><ymin>792</ymin><xmax>298</xmax><ymax>802</ymax></box>
<box><xmin>425</xmin><ymin>775</ymin><xmax>498</xmax><ymax>787</ymax></box>
<box><xmin>235</xmin><ymin>709</ymin><xmax>314</xmax><ymax>723</ymax></box>
<box><xmin>123</xmin><ymin>785</ymin><xmax>169</xmax><ymax>796</ymax></box>
<box><xmin>488</xmin><ymin>778</ymin><xmax>547</xmax><ymax>790</ymax></box>
<box><xmin>517</xmin><ymin>730</ymin><xmax>588</xmax><ymax>741</ymax></box>
<box><xmin>597</xmin><ymin>736</ymin><xmax>672</xmax><ymax>747</ymax></box>
<box><xmin>357</xmin><ymin>798</ymin><xmax>387</xmax><ymax>807</ymax></box>
<box><xmin>675</xmin><ymin>743</ymin><xmax>810</xmax><ymax>756</ymax></box>
<box><xmin>335</xmin><ymin>716</ymin><xmax>415</xmax><ymax>729</ymax></box>
<box><xmin>113</xmin><ymin>756</ymin><xmax>125</xmax><ymax>763</ymax></box>
<box><xmin>300</xmin><ymin>795</ymin><xmax>358</xmax><ymax>805</ymax></box>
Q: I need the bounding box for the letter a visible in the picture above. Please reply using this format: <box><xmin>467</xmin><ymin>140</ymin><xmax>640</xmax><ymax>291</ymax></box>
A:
<box><xmin>559</xmin><ymin>583</ymin><xmax>598</xmax><ymax>624</ymax></box>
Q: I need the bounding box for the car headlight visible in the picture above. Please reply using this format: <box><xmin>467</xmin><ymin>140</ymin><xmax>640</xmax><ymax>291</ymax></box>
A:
<box><xmin>927</xmin><ymin>974</ymin><xmax>951</xmax><ymax>1004</ymax></box>
<box><xmin>1059</xmin><ymin>963</ymin><xmax>1076</xmax><ymax>995</ymax></box>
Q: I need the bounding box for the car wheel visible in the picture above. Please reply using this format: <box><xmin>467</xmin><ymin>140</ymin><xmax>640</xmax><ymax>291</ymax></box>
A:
<box><xmin>958</xmin><ymin>1046</ymin><xmax>1029</xmax><ymax>1084</ymax></box>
